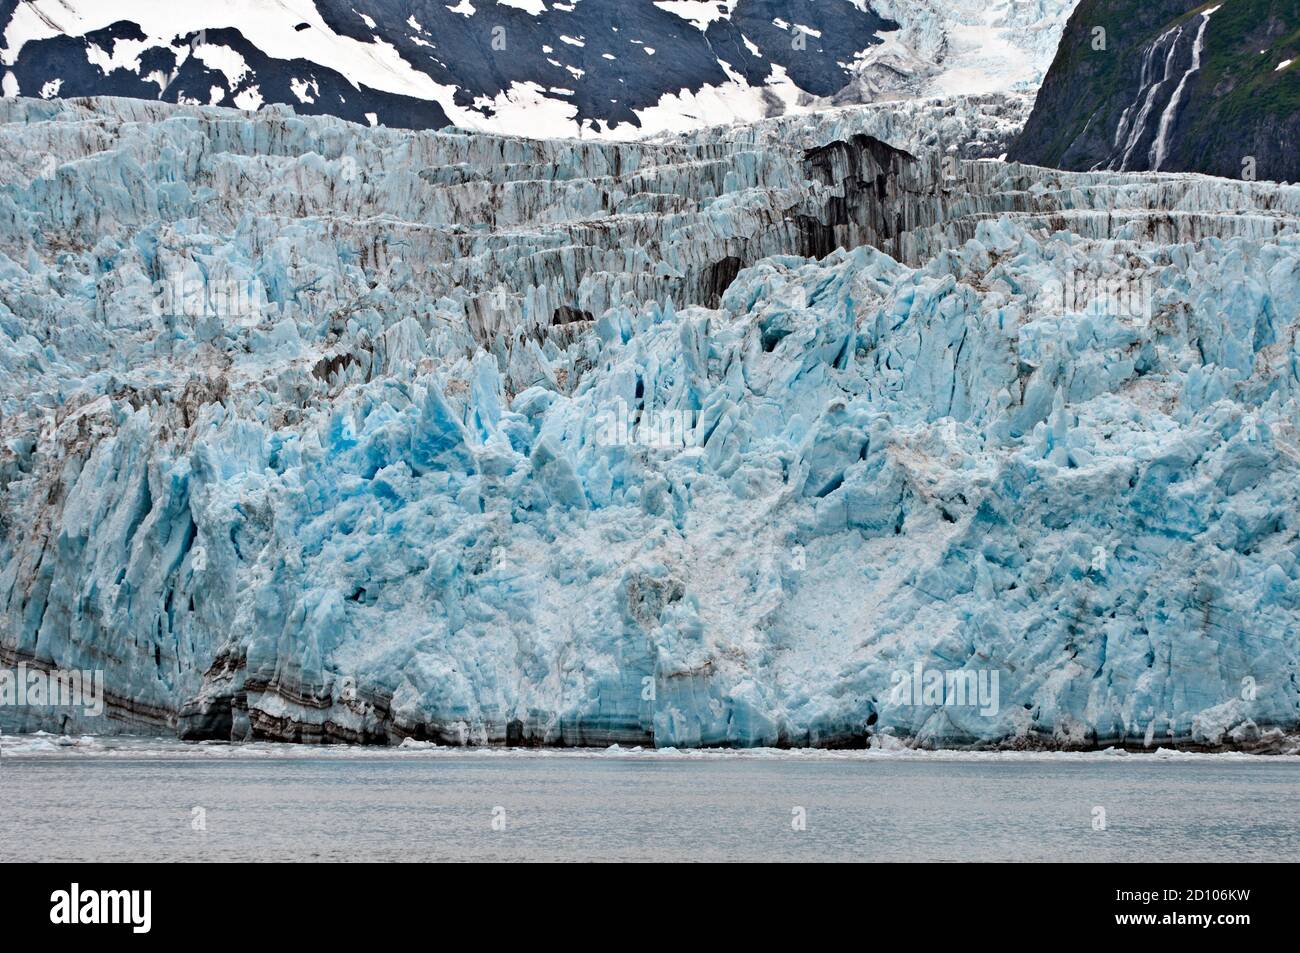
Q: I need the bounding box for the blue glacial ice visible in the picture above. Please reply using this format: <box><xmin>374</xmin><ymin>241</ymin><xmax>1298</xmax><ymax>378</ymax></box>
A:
<box><xmin>0</xmin><ymin>96</ymin><xmax>1298</xmax><ymax>750</ymax></box>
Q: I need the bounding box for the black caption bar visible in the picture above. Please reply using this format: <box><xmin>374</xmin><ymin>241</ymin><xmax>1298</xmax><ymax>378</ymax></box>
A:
<box><xmin>1</xmin><ymin>863</ymin><xmax>1276</xmax><ymax>940</ymax></box>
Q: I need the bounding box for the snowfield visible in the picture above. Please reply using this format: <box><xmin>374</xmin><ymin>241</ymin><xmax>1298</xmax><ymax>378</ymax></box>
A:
<box><xmin>0</xmin><ymin>0</ymin><xmax>1080</xmax><ymax>138</ymax></box>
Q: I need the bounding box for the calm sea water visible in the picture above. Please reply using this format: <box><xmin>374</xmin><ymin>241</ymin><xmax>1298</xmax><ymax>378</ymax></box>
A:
<box><xmin>2</xmin><ymin>738</ymin><xmax>1298</xmax><ymax>862</ymax></box>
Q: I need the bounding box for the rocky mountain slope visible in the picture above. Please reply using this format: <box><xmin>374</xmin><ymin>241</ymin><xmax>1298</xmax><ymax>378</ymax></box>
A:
<box><xmin>1</xmin><ymin>96</ymin><xmax>1297</xmax><ymax>749</ymax></box>
<box><xmin>1011</xmin><ymin>0</ymin><xmax>1299</xmax><ymax>182</ymax></box>
<box><xmin>0</xmin><ymin>0</ymin><xmax>1077</xmax><ymax>137</ymax></box>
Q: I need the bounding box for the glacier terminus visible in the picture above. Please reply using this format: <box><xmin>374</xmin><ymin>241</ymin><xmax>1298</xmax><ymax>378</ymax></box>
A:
<box><xmin>0</xmin><ymin>90</ymin><xmax>1297</xmax><ymax>753</ymax></box>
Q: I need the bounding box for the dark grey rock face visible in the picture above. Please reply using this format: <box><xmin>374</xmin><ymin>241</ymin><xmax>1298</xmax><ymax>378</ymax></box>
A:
<box><xmin>8</xmin><ymin>19</ymin><xmax>451</xmax><ymax>130</ymax></box>
<box><xmin>1010</xmin><ymin>0</ymin><xmax>1299</xmax><ymax>182</ymax></box>
<box><xmin>0</xmin><ymin>0</ymin><xmax>897</xmax><ymax>133</ymax></box>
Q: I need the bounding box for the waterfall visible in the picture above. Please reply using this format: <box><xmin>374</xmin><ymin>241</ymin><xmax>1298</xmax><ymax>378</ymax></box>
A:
<box><xmin>1150</xmin><ymin>5</ymin><xmax>1222</xmax><ymax>172</ymax></box>
<box><xmin>1110</xmin><ymin>22</ymin><xmax>1185</xmax><ymax>171</ymax></box>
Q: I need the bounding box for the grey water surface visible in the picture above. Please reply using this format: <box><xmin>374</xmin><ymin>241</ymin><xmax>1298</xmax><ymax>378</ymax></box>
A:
<box><xmin>2</xmin><ymin>741</ymin><xmax>1297</xmax><ymax>862</ymax></box>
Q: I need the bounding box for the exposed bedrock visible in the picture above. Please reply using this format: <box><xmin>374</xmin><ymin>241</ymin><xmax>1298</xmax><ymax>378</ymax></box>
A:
<box><xmin>1011</xmin><ymin>0</ymin><xmax>1299</xmax><ymax>182</ymax></box>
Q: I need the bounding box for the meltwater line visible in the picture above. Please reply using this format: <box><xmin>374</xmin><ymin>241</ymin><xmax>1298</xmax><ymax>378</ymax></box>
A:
<box><xmin>1150</xmin><ymin>5</ymin><xmax>1222</xmax><ymax>172</ymax></box>
<box><xmin>1113</xmin><ymin>23</ymin><xmax>1185</xmax><ymax>171</ymax></box>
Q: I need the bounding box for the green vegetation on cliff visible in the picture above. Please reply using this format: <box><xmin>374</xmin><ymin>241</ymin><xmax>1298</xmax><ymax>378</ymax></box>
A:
<box><xmin>1011</xmin><ymin>0</ymin><xmax>1298</xmax><ymax>181</ymax></box>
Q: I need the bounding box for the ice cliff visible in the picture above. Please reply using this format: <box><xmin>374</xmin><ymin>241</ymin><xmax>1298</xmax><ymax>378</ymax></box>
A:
<box><xmin>1</xmin><ymin>96</ymin><xmax>1298</xmax><ymax>749</ymax></box>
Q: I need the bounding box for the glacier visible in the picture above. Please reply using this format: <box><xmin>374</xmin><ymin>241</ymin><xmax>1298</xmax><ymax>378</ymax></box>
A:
<box><xmin>0</xmin><ymin>95</ymin><xmax>1298</xmax><ymax>750</ymax></box>
<box><xmin>839</xmin><ymin>0</ymin><xmax>1079</xmax><ymax>102</ymax></box>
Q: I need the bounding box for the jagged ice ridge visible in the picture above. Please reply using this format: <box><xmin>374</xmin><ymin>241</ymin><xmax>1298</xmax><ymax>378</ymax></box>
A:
<box><xmin>1</xmin><ymin>96</ymin><xmax>1298</xmax><ymax>750</ymax></box>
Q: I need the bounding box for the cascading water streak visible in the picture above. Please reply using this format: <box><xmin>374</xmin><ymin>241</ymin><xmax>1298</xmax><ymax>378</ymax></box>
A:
<box><xmin>1149</xmin><ymin>5</ymin><xmax>1221</xmax><ymax>171</ymax></box>
<box><xmin>1109</xmin><ymin>22</ymin><xmax>1184</xmax><ymax>171</ymax></box>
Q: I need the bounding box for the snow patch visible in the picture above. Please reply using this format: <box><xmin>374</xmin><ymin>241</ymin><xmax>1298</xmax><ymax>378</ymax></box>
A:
<box><xmin>498</xmin><ymin>0</ymin><xmax>548</xmax><ymax>14</ymax></box>
<box><xmin>191</xmin><ymin>43</ymin><xmax>251</xmax><ymax>90</ymax></box>
<box><xmin>653</xmin><ymin>1</ymin><xmax>738</xmax><ymax>32</ymax></box>
<box><xmin>289</xmin><ymin>77</ymin><xmax>318</xmax><ymax>103</ymax></box>
<box><xmin>232</xmin><ymin>84</ymin><xmax>263</xmax><ymax>110</ymax></box>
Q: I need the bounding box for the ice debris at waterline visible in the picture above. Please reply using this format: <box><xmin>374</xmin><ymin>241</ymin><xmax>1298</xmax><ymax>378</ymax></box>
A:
<box><xmin>0</xmin><ymin>97</ymin><xmax>1298</xmax><ymax>750</ymax></box>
